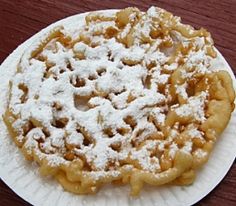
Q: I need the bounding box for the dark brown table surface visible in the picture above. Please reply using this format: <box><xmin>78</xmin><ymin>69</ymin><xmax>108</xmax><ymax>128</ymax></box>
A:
<box><xmin>0</xmin><ymin>0</ymin><xmax>235</xmax><ymax>205</ymax></box>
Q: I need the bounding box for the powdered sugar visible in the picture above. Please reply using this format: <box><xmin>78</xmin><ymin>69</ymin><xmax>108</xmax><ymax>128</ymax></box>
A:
<box><xmin>187</xmin><ymin>127</ymin><xmax>204</xmax><ymax>139</ymax></box>
<box><xmin>176</xmin><ymin>83</ymin><xmax>188</xmax><ymax>99</ymax></box>
<box><xmin>169</xmin><ymin>143</ymin><xmax>178</xmax><ymax>158</ymax></box>
<box><xmin>175</xmin><ymin>92</ymin><xmax>208</xmax><ymax>122</ymax></box>
<box><xmin>120</xmin><ymin>23</ymin><xmax>131</xmax><ymax>39</ymax></box>
<box><xmin>181</xmin><ymin>141</ymin><xmax>193</xmax><ymax>153</ymax></box>
<box><xmin>194</xmin><ymin>149</ymin><xmax>208</xmax><ymax>159</ymax></box>
<box><xmin>5</xmin><ymin>7</ymin><xmax>217</xmax><ymax>175</ymax></box>
<box><xmin>131</xmin><ymin>140</ymin><xmax>160</xmax><ymax>172</ymax></box>
<box><xmin>88</xmin><ymin>170</ymin><xmax>121</xmax><ymax>181</ymax></box>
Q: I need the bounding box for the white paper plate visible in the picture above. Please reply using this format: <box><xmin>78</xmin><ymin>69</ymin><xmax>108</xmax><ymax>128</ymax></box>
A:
<box><xmin>0</xmin><ymin>10</ymin><xmax>235</xmax><ymax>206</ymax></box>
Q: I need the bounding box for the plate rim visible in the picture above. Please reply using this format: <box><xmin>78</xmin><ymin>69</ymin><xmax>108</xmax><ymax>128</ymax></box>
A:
<box><xmin>0</xmin><ymin>9</ymin><xmax>235</xmax><ymax>206</ymax></box>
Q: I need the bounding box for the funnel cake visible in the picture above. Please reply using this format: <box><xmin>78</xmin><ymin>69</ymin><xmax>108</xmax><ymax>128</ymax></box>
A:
<box><xmin>3</xmin><ymin>7</ymin><xmax>235</xmax><ymax>196</ymax></box>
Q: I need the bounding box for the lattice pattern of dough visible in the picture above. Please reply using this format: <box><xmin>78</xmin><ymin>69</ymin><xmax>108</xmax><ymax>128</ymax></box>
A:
<box><xmin>4</xmin><ymin>7</ymin><xmax>235</xmax><ymax>196</ymax></box>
